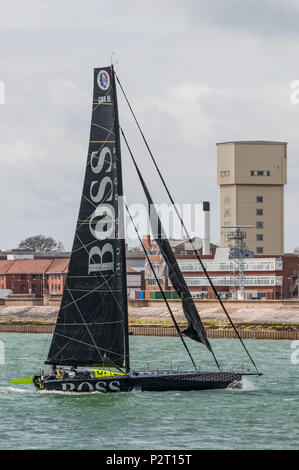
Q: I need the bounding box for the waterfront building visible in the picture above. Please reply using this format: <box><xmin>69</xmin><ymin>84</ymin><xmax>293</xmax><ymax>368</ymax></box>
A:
<box><xmin>0</xmin><ymin>240</ymin><xmax>298</xmax><ymax>299</ymax></box>
<box><xmin>217</xmin><ymin>141</ymin><xmax>287</xmax><ymax>255</ymax></box>
<box><xmin>0</xmin><ymin>255</ymin><xmax>144</xmax><ymax>298</ymax></box>
<box><xmin>142</xmin><ymin>236</ymin><xmax>299</xmax><ymax>300</ymax></box>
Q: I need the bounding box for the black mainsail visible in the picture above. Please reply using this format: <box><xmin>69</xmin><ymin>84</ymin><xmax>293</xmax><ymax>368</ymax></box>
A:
<box><xmin>46</xmin><ymin>67</ymin><xmax>129</xmax><ymax>369</ymax></box>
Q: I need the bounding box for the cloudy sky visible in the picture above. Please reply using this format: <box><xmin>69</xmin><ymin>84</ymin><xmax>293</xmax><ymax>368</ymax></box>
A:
<box><xmin>0</xmin><ymin>0</ymin><xmax>299</xmax><ymax>251</ymax></box>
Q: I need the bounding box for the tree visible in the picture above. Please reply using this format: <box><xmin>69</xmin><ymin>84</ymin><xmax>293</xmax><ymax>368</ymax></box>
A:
<box><xmin>18</xmin><ymin>235</ymin><xmax>65</xmax><ymax>252</ymax></box>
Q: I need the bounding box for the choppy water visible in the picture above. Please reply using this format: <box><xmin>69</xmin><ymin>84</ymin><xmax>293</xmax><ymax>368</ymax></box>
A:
<box><xmin>0</xmin><ymin>333</ymin><xmax>298</xmax><ymax>450</ymax></box>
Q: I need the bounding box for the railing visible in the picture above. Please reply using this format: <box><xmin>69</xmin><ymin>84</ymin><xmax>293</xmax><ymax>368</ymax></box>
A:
<box><xmin>178</xmin><ymin>260</ymin><xmax>283</xmax><ymax>272</ymax></box>
<box><xmin>183</xmin><ymin>276</ymin><xmax>283</xmax><ymax>287</ymax></box>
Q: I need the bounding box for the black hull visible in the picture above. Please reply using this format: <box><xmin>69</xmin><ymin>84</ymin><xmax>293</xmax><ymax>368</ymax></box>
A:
<box><xmin>34</xmin><ymin>371</ymin><xmax>244</xmax><ymax>393</ymax></box>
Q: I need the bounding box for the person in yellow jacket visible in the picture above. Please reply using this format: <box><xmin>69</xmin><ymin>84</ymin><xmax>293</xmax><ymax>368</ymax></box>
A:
<box><xmin>57</xmin><ymin>367</ymin><xmax>63</xmax><ymax>379</ymax></box>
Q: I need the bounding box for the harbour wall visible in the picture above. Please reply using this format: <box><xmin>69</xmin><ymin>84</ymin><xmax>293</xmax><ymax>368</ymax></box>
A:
<box><xmin>0</xmin><ymin>323</ymin><xmax>298</xmax><ymax>339</ymax></box>
<box><xmin>2</xmin><ymin>295</ymin><xmax>299</xmax><ymax>309</ymax></box>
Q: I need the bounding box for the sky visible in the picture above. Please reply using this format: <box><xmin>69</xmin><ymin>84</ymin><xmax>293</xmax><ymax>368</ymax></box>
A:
<box><xmin>0</xmin><ymin>0</ymin><xmax>299</xmax><ymax>251</ymax></box>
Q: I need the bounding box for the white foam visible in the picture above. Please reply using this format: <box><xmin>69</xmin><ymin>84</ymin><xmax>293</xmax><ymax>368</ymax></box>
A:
<box><xmin>0</xmin><ymin>386</ymin><xmax>33</xmax><ymax>394</ymax></box>
<box><xmin>241</xmin><ymin>376</ymin><xmax>256</xmax><ymax>391</ymax></box>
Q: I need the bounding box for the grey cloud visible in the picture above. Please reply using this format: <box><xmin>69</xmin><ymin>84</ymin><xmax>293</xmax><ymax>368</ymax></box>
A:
<box><xmin>0</xmin><ymin>1</ymin><xmax>298</xmax><ymax>252</ymax></box>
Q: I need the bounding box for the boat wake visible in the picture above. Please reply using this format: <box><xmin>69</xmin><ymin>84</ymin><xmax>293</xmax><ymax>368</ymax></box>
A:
<box><xmin>0</xmin><ymin>386</ymin><xmax>34</xmax><ymax>394</ymax></box>
<box><xmin>227</xmin><ymin>377</ymin><xmax>256</xmax><ymax>391</ymax></box>
<box><xmin>241</xmin><ymin>377</ymin><xmax>256</xmax><ymax>391</ymax></box>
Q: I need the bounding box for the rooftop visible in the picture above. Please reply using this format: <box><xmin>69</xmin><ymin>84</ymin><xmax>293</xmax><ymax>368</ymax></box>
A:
<box><xmin>216</xmin><ymin>140</ymin><xmax>287</xmax><ymax>146</ymax></box>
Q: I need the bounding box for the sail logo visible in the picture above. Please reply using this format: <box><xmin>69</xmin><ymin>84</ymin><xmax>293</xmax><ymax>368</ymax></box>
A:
<box><xmin>88</xmin><ymin>145</ymin><xmax>116</xmax><ymax>274</ymax></box>
<box><xmin>97</xmin><ymin>70</ymin><xmax>110</xmax><ymax>91</ymax></box>
<box><xmin>61</xmin><ymin>380</ymin><xmax>120</xmax><ymax>392</ymax></box>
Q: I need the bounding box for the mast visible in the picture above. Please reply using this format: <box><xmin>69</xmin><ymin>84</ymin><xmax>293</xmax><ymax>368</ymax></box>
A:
<box><xmin>111</xmin><ymin>65</ymin><xmax>130</xmax><ymax>372</ymax></box>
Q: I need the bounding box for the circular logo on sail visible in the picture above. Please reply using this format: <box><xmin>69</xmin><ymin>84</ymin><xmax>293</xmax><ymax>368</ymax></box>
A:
<box><xmin>97</xmin><ymin>70</ymin><xmax>110</xmax><ymax>91</ymax></box>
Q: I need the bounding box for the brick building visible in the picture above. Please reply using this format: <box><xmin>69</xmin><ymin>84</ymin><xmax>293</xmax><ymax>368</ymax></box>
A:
<box><xmin>1</xmin><ymin>241</ymin><xmax>298</xmax><ymax>300</ymax></box>
<box><xmin>142</xmin><ymin>236</ymin><xmax>299</xmax><ymax>300</ymax></box>
<box><xmin>0</xmin><ymin>258</ymin><xmax>69</xmax><ymax>298</ymax></box>
<box><xmin>0</xmin><ymin>254</ymin><xmax>145</xmax><ymax>298</ymax></box>
<box><xmin>46</xmin><ymin>258</ymin><xmax>69</xmax><ymax>295</ymax></box>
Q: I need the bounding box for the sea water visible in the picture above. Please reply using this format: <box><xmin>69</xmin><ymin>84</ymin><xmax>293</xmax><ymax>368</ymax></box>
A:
<box><xmin>0</xmin><ymin>333</ymin><xmax>298</xmax><ymax>450</ymax></box>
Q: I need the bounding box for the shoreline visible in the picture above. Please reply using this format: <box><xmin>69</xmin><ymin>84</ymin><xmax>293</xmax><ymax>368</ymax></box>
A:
<box><xmin>0</xmin><ymin>322</ymin><xmax>298</xmax><ymax>339</ymax></box>
<box><xmin>0</xmin><ymin>300</ymin><xmax>298</xmax><ymax>339</ymax></box>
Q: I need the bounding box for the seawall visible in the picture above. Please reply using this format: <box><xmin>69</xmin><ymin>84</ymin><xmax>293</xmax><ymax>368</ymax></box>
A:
<box><xmin>0</xmin><ymin>323</ymin><xmax>298</xmax><ymax>339</ymax></box>
<box><xmin>1</xmin><ymin>297</ymin><xmax>299</xmax><ymax>339</ymax></box>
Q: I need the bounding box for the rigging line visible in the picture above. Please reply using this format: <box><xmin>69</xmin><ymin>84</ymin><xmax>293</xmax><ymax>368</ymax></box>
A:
<box><xmin>121</xmin><ymin>127</ymin><xmax>220</xmax><ymax>371</ymax></box>
<box><xmin>71</xmin><ymin>236</ymin><xmax>99</xmax><ymax>254</ymax></box>
<box><xmin>125</xmin><ymin>203</ymin><xmax>198</xmax><ymax>371</ymax></box>
<box><xmin>75</xmin><ymin>231</ymin><xmax>126</xmax><ymax>320</ymax></box>
<box><xmin>116</xmin><ymin>74</ymin><xmax>260</xmax><ymax>375</ymax></box>
<box><xmin>92</xmin><ymin>98</ymin><xmax>114</xmax><ymax>113</ymax></box>
<box><xmin>55</xmin><ymin>320</ymin><xmax>124</xmax><ymax>326</ymax></box>
<box><xmin>73</xmin><ymin>232</ymin><xmax>127</xmax><ymax>374</ymax></box>
<box><xmin>76</xmin><ymin>185</ymin><xmax>114</xmax><ymax>232</ymax></box>
<box><xmin>86</xmin><ymin>122</ymin><xmax>115</xmax><ymax>165</ymax></box>
<box><xmin>58</xmin><ymin>274</ymin><xmax>113</xmax><ymax>312</ymax></box>
<box><xmin>64</xmin><ymin>284</ymin><xmax>105</xmax><ymax>363</ymax></box>
<box><xmin>63</xmin><ymin>284</ymin><xmax>124</xmax><ymax>370</ymax></box>
<box><xmin>52</xmin><ymin>332</ymin><xmax>124</xmax><ymax>357</ymax></box>
<box><xmin>91</xmin><ymin>122</ymin><xmax>115</xmax><ymax>135</ymax></box>
<box><xmin>86</xmin><ymin>142</ymin><xmax>114</xmax><ymax>167</ymax></box>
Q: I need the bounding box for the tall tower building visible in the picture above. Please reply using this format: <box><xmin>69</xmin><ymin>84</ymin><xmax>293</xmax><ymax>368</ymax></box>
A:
<box><xmin>217</xmin><ymin>141</ymin><xmax>287</xmax><ymax>255</ymax></box>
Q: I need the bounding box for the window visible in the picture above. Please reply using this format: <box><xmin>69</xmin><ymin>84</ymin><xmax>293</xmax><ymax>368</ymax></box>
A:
<box><xmin>148</xmin><ymin>279</ymin><xmax>163</xmax><ymax>285</ymax></box>
<box><xmin>256</xmin><ymin>196</ymin><xmax>263</xmax><ymax>203</ymax></box>
<box><xmin>32</xmin><ymin>285</ymin><xmax>36</xmax><ymax>292</ymax></box>
<box><xmin>256</xmin><ymin>209</ymin><xmax>263</xmax><ymax>216</ymax></box>
<box><xmin>256</xmin><ymin>234</ymin><xmax>263</xmax><ymax>241</ymax></box>
<box><xmin>251</xmin><ymin>171</ymin><xmax>270</xmax><ymax>176</ymax></box>
<box><xmin>224</xmin><ymin>196</ymin><xmax>231</xmax><ymax>204</ymax></box>
<box><xmin>32</xmin><ymin>274</ymin><xmax>37</xmax><ymax>280</ymax></box>
<box><xmin>21</xmin><ymin>274</ymin><xmax>26</xmax><ymax>280</ymax></box>
<box><xmin>256</xmin><ymin>221</ymin><xmax>263</xmax><ymax>229</ymax></box>
<box><xmin>220</xmin><ymin>170</ymin><xmax>230</xmax><ymax>177</ymax></box>
<box><xmin>21</xmin><ymin>284</ymin><xmax>26</xmax><ymax>291</ymax></box>
<box><xmin>256</xmin><ymin>247</ymin><xmax>264</xmax><ymax>254</ymax></box>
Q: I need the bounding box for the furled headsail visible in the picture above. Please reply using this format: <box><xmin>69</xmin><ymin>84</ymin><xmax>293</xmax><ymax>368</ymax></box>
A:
<box><xmin>126</xmin><ymin>147</ymin><xmax>212</xmax><ymax>351</ymax></box>
<box><xmin>46</xmin><ymin>67</ymin><xmax>129</xmax><ymax>369</ymax></box>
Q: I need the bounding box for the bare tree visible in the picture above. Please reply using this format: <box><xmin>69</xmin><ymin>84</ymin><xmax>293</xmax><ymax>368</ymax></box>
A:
<box><xmin>18</xmin><ymin>235</ymin><xmax>65</xmax><ymax>252</ymax></box>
